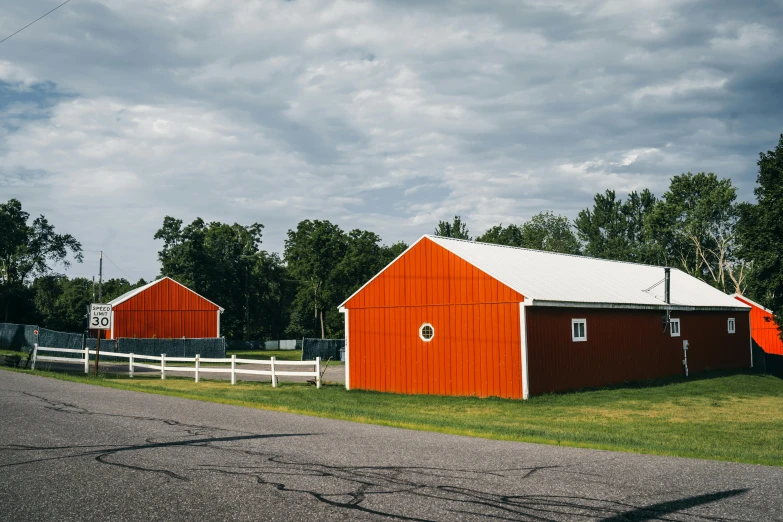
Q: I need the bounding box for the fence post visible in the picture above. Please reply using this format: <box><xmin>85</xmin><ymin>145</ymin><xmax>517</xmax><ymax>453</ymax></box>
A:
<box><xmin>316</xmin><ymin>356</ymin><xmax>321</xmax><ymax>389</ymax></box>
<box><xmin>195</xmin><ymin>354</ymin><xmax>200</xmax><ymax>383</ymax></box>
<box><xmin>161</xmin><ymin>353</ymin><xmax>166</xmax><ymax>380</ymax></box>
<box><xmin>230</xmin><ymin>354</ymin><xmax>236</xmax><ymax>385</ymax></box>
<box><xmin>84</xmin><ymin>345</ymin><xmax>89</xmax><ymax>374</ymax></box>
<box><xmin>31</xmin><ymin>343</ymin><xmax>38</xmax><ymax>370</ymax></box>
<box><xmin>129</xmin><ymin>353</ymin><xmax>134</xmax><ymax>378</ymax></box>
<box><xmin>271</xmin><ymin>356</ymin><xmax>277</xmax><ymax>388</ymax></box>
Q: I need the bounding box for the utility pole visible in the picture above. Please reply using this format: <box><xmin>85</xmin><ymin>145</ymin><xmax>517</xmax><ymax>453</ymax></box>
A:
<box><xmin>99</xmin><ymin>251</ymin><xmax>103</xmax><ymax>302</ymax></box>
<box><xmin>94</xmin><ymin>251</ymin><xmax>103</xmax><ymax>377</ymax></box>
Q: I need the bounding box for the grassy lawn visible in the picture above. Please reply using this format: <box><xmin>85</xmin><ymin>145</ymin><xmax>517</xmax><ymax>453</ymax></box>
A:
<box><xmin>2</xmin><ymin>364</ymin><xmax>781</xmax><ymax>467</ymax></box>
<box><xmin>0</xmin><ymin>349</ymin><xmax>29</xmax><ymax>358</ymax></box>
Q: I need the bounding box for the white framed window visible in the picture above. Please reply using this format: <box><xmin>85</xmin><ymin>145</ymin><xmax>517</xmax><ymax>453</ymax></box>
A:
<box><xmin>571</xmin><ymin>319</ymin><xmax>587</xmax><ymax>342</ymax></box>
<box><xmin>670</xmin><ymin>318</ymin><xmax>681</xmax><ymax>337</ymax></box>
<box><xmin>419</xmin><ymin>323</ymin><xmax>434</xmax><ymax>342</ymax></box>
<box><xmin>728</xmin><ymin>318</ymin><xmax>736</xmax><ymax>334</ymax></box>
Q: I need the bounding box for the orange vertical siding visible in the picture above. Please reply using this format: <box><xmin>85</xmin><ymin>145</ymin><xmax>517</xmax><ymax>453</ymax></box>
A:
<box><xmin>734</xmin><ymin>296</ymin><xmax>783</xmax><ymax>356</ymax></box>
<box><xmin>343</xmin><ymin>237</ymin><xmax>524</xmax><ymax>309</ymax></box>
<box><xmin>110</xmin><ymin>278</ymin><xmax>220</xmax><ymax>339</ymax></box>
<box><xmin>345</xmin><ymin>238</ymin><xmax>525</xmax><ymax>399</ymax></box>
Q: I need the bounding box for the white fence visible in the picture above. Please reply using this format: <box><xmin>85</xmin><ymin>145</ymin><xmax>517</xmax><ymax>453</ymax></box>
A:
<box><xmin>30</xmin><ymin>344</ymin><xmax>322</xmax><ymax>388</ymax></box>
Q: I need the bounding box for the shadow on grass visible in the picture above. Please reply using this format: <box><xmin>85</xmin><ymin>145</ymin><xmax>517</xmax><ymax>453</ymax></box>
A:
<box><xmin>530</xmin><ymin>369</ymin><xmax>778</xmax><ymax>403</ymax></box>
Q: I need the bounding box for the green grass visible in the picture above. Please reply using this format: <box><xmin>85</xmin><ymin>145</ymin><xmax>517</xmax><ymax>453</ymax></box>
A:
<box><xmin>0</xmin><ymin>349</ymin><xmax>29</xmax><ymax>358</ymax></box>
<box><xmin>3</xmin><ymin>365</ymin><xmax>781</xmax><ymax>466</ymax></box>
<box><xmin>227</xmin><ymin>348</ymin><xmax>343</xmax><ymax>365</ymax></box>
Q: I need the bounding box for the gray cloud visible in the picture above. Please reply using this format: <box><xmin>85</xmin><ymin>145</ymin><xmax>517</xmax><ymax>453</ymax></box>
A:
<box><xmin>0</xmin><ymin>0</ymin><xmax>781</xmax><ymax>281</ymax></box>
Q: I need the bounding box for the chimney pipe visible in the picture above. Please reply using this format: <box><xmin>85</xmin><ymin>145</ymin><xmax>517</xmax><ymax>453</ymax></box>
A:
<box><xmin>664</xmin><ymin>267</ymin><xmax>671</xmax><ymax>305</ymax></box>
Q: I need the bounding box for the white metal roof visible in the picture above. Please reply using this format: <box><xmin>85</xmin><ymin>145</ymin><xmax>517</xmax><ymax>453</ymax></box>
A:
<box><xmin>428</xmin><ymin>236</ymin><xmax>748</xmax><ymax>310</ymax></box>
<box><xmin>732</xmin><ymin>293</ymin><xmax>773</xmax><ymax>314</ymax></box>
<box><xmin>341</xmin><ymin>235</ymin><xmax>748</xmax><ymax>311</ymax></box>
<box><xmin>107</xmin><ymin>276</ymin><xmax>224</xmax><ymax>312</ymax></box>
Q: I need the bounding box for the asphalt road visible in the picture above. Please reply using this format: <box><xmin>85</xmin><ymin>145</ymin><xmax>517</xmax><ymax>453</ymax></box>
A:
<box><xmin>1</xmin><ymin>371</ymin><xmax>781</xmax><ymax>521</ymax></box>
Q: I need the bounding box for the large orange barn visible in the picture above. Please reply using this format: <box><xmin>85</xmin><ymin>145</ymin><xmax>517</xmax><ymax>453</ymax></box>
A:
<box><xmin>340</xmin><ymin>236</ymin><xmax>752</xmax><ymax>399</ymax></box>
<box><xmin>101</xmin><ymin>277</ymin><xmax>223</xmax><ymax>339</ymax></box>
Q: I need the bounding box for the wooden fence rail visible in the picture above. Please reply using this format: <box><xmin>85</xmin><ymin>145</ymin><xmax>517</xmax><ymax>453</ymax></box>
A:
<box><xmin>30</xmin><ymin>344</ymin><xmax>322</xmax><ymax>388</ymax></box>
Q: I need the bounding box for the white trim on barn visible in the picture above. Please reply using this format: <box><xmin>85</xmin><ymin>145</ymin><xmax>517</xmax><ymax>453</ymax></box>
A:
<box><xmin>571</xmin><ymin>318</ymin><xmax>587</xmax><ymax>342</ymax></box>
<box><xmin>732</xmin><ymin>293</ymin><xmax>773</xmax><ymax>314</ymax></box>
<box><xmin>341</xmin><ymin>307</ymin><xmax>350</xmax><ymax>391</ymax></box>
<box><xmin>520</xmin><ymin>301</ymin><xmax>529</xmax><ymax>400</ymax></box>
<box><xmin>217</xmin><ymin>310</ymin><xmax>221</xmax><ymax>337</ymax></box>
<box><xmin>108</xmin><ymin>276</ymin><xmax>225</xmax><ymax>312</ymax></box>
<box><xmin>338</xmin><ymin>236</ymin><xmax>428</xmax><ymax>308</ymax></box>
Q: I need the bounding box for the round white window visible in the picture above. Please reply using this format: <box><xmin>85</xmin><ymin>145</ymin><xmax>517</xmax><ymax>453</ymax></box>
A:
<box><xmin>419</xmin><ymin>323</ymin><xmax>434</xmax><ymax>342</ymax></box>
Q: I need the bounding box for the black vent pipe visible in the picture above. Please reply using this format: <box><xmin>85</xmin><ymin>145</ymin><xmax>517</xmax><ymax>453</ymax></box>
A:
<box><xmin>664</xmin><ymin>267</ymin><xmax>671</xmax><ymax>305</ymax></box>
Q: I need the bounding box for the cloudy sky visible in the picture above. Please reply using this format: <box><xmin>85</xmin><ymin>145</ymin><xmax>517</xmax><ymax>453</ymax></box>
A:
<box><xmin>1</xmin><ymin>0</ymin><xmax>782</xmax><ymax>282</ymax></box>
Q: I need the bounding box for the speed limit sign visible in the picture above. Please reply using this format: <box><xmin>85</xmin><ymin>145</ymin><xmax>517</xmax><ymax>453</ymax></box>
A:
<box><xmin>89</xmin><ymin>304</ymin><xmax>112</xmax><ymax>330</ymax></box>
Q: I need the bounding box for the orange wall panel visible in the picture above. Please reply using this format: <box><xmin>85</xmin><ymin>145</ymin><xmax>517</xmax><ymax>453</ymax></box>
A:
<box><xmin>344</xmin><ymin>238</ymin><xmax>525</xmax><ymax>399</ymax></box>
<box><xmin>343</xmin><ymin>238</ymin><xmax>524</xmax><ymax>309</ymax></box>
<box><xmin>734</xmin><ymin>296</ymin><xmax>783</xmax><ymax>356</ymax></box>
<box><xmin>108</xmin><ymin>278</ymin><xmax>219</xmax><ymax>339</ymax></box>
<box><xmin>348</xmin><ymin>303</ymin><xmax>522</xmax><ymax>399</ymax></box>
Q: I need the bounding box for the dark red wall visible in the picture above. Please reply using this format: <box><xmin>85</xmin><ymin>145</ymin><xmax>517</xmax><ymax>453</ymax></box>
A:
<box><xmin>526</xmin><ymin>307</ymin><xmax>751</xmax><ymax>395</ymax></box>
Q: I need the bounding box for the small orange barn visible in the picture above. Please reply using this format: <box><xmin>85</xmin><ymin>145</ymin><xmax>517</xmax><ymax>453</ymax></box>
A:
<box><xmin>339</xmin><ymin>236</ymin><xmax>752</xmax><ymax>399</ymax></box>
<box><xmin>102</xmin><ymin>277</ymin><xmax>224</xmax><ymax>339</ymax></box>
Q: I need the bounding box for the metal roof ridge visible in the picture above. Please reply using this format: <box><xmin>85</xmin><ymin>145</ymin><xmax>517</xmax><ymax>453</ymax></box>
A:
<box><xmin>425</xmin><ymin>234</ymin><xmax>676</xmax><ymax>271</ymax></box>
<box><xmin>731</xmin><ymin>293</ymin><xmax>773</xmax><ymax>314</ymax></box>
<box><xmin>108</xmin><ymin>276</ymin><xmax>225</xmax><ymax>312</ymax></box>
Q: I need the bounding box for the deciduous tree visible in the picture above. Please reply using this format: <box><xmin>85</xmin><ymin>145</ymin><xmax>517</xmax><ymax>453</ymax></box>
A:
<box><xmin>434</xmin><ymin>215</ymin><xmax>471</xmax><ymax>240</ymax></box>
<box><xmin>737</xmin><ymin>134</ymin><xmax>783</xmax><ymax>338</ymax></box>
<box><xmin>575</xmin><ymin>189</ymin><xmax>657</xmax><ymax>263</ymax></box>
<box><xmin>0</xmin><ymin>199</ymin><xmax>82</xmax><ymax>322</ymax></box>
<box><xmin>647</xmin><ymin>173</ymin><xmax>743</xmax><ymax>293</ymax></box>
<box><xmin>477</xmin><ymin>212</ymin><xmax>581</xmax><ymax>255</ymax></box>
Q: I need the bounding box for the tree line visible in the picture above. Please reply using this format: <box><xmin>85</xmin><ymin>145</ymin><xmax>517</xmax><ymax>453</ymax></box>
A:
<box><xmin>2</xmin><ymin>135</ymin><xmax>781</xmax><ymax>341</ymax></box>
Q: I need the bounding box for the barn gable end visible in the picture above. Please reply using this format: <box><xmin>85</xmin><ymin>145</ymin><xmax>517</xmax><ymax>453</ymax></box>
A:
<box><xmin>343</xmin><ymin>237</ymin><xmax>524</xmax><ymax>309</ymax></box>
<box><xmin>107</xmin><ymin>277</ymin><xmax>221</xmax><ymax>339</ymax></box>
<box><xmin>111</xmin><ymin>277</ymin><xmax>220</xmax><ymax>312</ymax></box>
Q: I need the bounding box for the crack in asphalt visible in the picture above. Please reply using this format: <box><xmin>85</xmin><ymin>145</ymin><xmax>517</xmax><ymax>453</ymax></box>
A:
<box><xmin>0</xmin><ymin>389</ymin><xmax>756</xmax><ymax>521</ymax></box>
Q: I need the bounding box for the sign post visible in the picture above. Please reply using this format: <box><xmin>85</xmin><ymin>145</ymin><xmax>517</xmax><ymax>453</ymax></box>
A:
<box><xmin>89</xmin><ymin>304</ymin><xmax>112</xmax><ymax>376</ymax></box>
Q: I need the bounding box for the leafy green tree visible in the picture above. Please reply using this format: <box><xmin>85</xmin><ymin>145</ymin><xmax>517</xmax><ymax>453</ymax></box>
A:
<box><xmin>476</xmin><ymin>224</ymin><xmax>524</xmax><ymax>247</ymax></box>
<box><xmin>284</xmin><ymin>220</ymin><xmax>348</xmax><ymax>339</ymax></box>
<box><xmin>737</xmin><ymin>134</ymin><xmax>783</xmax><ymax>337</ymax></box>
<box><xmin>647</xmin><ymin>173</ymin><xmax>743</xmax><ymax>293</ymax></box>
<box><xmin>434</xmin><ymin>215</ymin><xmax>471</xmax><ymax>240</ymax></box>
<box><xmin>32</xmin><ymin>276</ymin><xmax>91</xmax><ymax>332</ymax></box>
<box><xmin>284</xmin><ymin>222</ymin><xmax>407</xmax><ymax>339</ymax></box>
<box><xmin>100</xmin><ymin>278</ymin><xmax>148</xmax><ymax>303</ymax></box>
<box><xmin>575</xmin><ymin>189</ymin><xmax>657</xmax><ymax>262</ymax></box>
<box><xmin>333</xmin><ymin>231</ymin><xmax>406</xmax><ymax>300</ymax></box>
<box><xmin>477</xmin><ymin>212</ymin><xmax>581</xmax><ymax>254</ymax></box>
<box><xmin>155</xmin><ymin>216</ymin><xmax>286</xmax><ymax>340</ymax></box>
<box><xmin>384</xmin><ymin>241</ymin><xmax>409</xmax><ymax>260</ymax></box>
<box><xmin>0</xmin><ymin>199</ymin><xmax>82</xmax><ymax>322</ymax></box>
<box><xmin>520</xmin><ymin>212</ymin><xmax>581</xmax><ymax>254</ymax></box>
